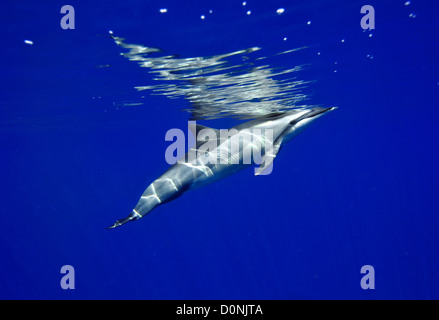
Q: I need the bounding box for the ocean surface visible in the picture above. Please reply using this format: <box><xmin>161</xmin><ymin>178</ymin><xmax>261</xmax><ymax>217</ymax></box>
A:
<box><xmin>1</xmin><ymin>0</ymin><xmax>438</xmax><ymax>299</ymax></box>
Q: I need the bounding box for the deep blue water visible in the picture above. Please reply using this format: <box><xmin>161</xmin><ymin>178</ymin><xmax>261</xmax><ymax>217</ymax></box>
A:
<box><xmin>1</xmin><ymin>0</ymin><xmax>438</xmax><ymax>299</ymax></box>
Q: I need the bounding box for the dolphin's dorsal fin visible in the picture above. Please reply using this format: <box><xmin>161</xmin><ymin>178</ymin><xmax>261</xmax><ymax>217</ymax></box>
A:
<box><xmin>192</xmin><ymin>124</ymin><xmax>220</xmax><ymax>136</ymax></box>
<box><xmin>188</xmin><ymin>123</ymin><xmax>222</xmax><ymax>149</ymax></box>
<box><xmin>189</xmin><ymin>124</ymin><xmax>220</xmax><ymax>136</ymax></box>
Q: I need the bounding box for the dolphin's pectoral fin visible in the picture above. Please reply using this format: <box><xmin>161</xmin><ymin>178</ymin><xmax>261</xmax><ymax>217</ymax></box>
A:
<box><xmin>255</xmin><ymin>144</ymin><xmax>282</xmax><ymax>176</ymax></box>
<box><xmin>255</xmin><ymin>124</ymin><xmax>292</xmax><ymax>176</ymax></box>
<box><xmin>254</xmin><ymin>159</ymin><xmax>274</xmax><ymax>176</ymax></box>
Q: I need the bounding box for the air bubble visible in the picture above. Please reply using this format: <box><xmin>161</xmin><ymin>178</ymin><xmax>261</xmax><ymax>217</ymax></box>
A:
<box><xmin>277</xmin><ymin>8</ymin><xmax>285</xmax><ymax>15</ymax></box>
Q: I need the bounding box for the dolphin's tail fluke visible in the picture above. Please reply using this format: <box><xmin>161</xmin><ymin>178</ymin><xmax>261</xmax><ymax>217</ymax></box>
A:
<box><xmin>106</xmin><ymin>210</ymin><xmax>142</xmax><ymax>229</ymax></box>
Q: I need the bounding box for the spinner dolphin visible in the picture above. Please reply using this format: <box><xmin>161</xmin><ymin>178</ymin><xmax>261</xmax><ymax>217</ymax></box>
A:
<box><xmin>106</xmin><ymin>34</ymin><xmax>336</xmax><ymax>228</ymax></box>
<box><xmin>108</xmin><ymin>107</ymin><xmax>335</xmax><ymax>228</ymax></box>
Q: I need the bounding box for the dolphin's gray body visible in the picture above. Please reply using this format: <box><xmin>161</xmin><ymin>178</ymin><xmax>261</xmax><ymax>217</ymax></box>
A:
<box><xmin>108</xmin><ymin>106</ymin><xmax>335</xmax><ymax>228</ymax></box>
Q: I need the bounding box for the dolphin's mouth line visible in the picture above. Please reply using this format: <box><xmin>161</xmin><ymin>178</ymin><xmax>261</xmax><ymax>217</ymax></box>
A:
<box><xmin>305</xmin><ymin>107</ymin><xmax>335</xmax><ymax>119</ymax></box>
<box><xmin>288</xmin><ymin>107</ymin><xmax>335</xmax><ymax>126</ymax></box>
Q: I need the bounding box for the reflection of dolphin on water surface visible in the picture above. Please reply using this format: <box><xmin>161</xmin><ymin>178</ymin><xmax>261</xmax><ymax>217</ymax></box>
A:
<box><xmin>106</xmin><ymin>34</ymin><xmax>336</xmax><ymax>228</ymax></box>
